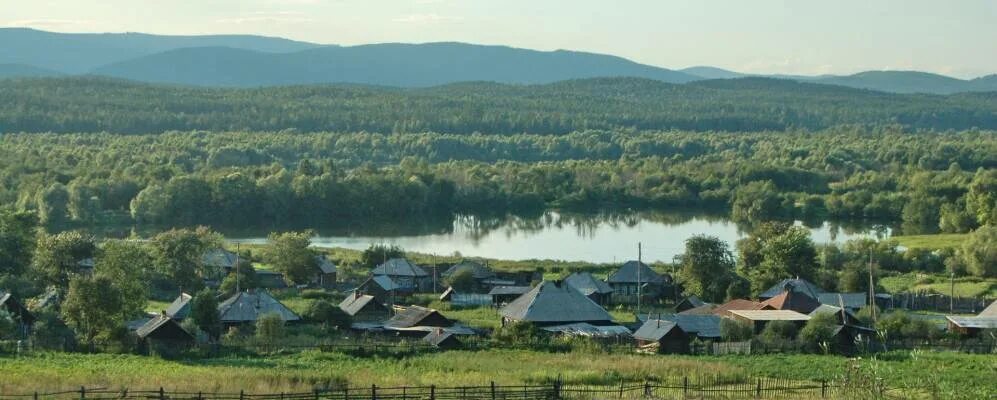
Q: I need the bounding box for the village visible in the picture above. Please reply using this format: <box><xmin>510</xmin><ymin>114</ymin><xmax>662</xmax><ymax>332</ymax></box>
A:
<box><xmin>3</xmin><ymin>239</ymin><xmax>994</xmax><ymax>359</ymax></box>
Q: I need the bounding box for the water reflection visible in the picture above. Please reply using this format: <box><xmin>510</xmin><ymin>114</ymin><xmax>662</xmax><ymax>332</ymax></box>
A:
<box><xmin>223</xmin><ymin>210</ymin><xmax>893</xmax><ymax>263</ymax></box>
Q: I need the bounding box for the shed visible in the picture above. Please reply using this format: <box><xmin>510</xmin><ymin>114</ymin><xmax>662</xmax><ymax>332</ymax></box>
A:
<box><xmin>423</xmin><ymin>328</ymin><xmax>462</xmax><ymax>349</ymax></box>
<box><xmin>217</xmin><ymin>290</ymin><xmax>300</xmax><ymax>325</ymax></box>
<box><xmin>499</xmin><ymin>281</ymin><xmax>615</xmax><ymax>327</ymax></box>
<box><xmin>313</xmin><ymin>255</ymin><xmax>337</xmax><ymax>288</ymax></box>
<box><xmin>136</xmin><ymin>313</ymin><xmax>195</xmax><ymax>346</ymax></box>
<box><xmin>442</xmin><ymin>260</ymin><xmax>495</xmax><ymax>281</ymax></box>
<box><xmin>661</xmin><ymin>314</ymin><xmax>723</xmax><ymax>340</ymax></box>
<box><xmin>356</xmin><ymin>275</ymin><xmax>404</xmax><ymax>301</ymax></box>
<box><xmin>633</xmin><ymin>319</ymin><xmax>690</xmax><ymax>354</ymax></box>
<box><xmin>0</xmin><ymin>291</ymin><xmax>35</xmax><ymax>336</ymax></box>
<box><xmin>946</xmin><ymin>316</ymin><xmax>997</xmax><ymax>337</ymax></box>
<box><xmin>384</xmin><ymin>305</ymin><xmax>453</xmax><ymax>330</ymax></box>
<box><xmin>489</xmin><ymin>286</ymin><xmax>531</xmax><ymax>307</ymax></box>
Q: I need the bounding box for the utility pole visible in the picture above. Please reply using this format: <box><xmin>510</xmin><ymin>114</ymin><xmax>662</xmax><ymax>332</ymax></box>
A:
<box><xmin>637</xmin><ymin>242</ymin><xmax>642</xmax><ymax>317</ymax></box>
<box><xmin>868</xmin><ymin>248</ymin><xmax>877</xmax><ymax>325</ymax></box>
<box><xmin>236</xmin><ymin>243</ymin><xmax>241</xmax><ymax>293</ymax></box>
<box><xmin>950</xmin><ymin>272</ymin><xmax>955</xmax><ymax>313</ymax></box>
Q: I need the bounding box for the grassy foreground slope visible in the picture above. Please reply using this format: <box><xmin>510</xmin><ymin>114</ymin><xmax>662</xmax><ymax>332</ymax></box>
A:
<box><xmin>0</xmin><ymin>350</ymin><xmax>993</xmax><ymax>399</ymax></box>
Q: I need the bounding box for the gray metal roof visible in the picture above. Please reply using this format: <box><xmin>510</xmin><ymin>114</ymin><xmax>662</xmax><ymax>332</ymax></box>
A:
<box><xmin>607</xmin><ymin>261</ymin><xmax>665</xmax><ymax>284</ymax></box>
<box><xmin>488</xmin><ymin>286</ymin><xmax>531</xmax><ymax>296</ymax></box>
<box><xmin>202</xmin><ymin>248</ymin><xmax>239</xmax><ymax>269</ymax></box>
<box><xmin>423</xmin><ymin>329</ymin><xmax>459</xmax><ymax>346</ymax></box>
<box><xmin>373</xmin><ymin>258</ymin><xmax>428</xmax><ymax>277</ymax></box>
<box><xmin>979</xmin><ymin>301</ymin><xmax>997</xmax><ymax>317</ymax></box>
<box><xmin>541</xmin><ymin>323</ymin><xmax>631</xmax><ymax>337</ymax></box>
<box><xmin>316</xmin><ymin>256</ymin><xmax>337</xmax><ymax>274</ymax></box>
<box><xmin>384</xmin><ymin>305</ymin><xmax>451</xmax><ymax>329</ymax></box>
<box><xmin>758</xmin><ymin>278</ymin><xmax>824</xmax><ymax>299</ymax></box>
<box><xmin>564</xmin><ymin>272</ymin><xmax>613</xmax><ymax>296</ymax></box>
<box><xmin>499</xmin><ymin>281</ymin><xmax>613</xmax><ymax>324</ymax></box>
<box><xmin>135</xmin><ymin>314</ymin><xmax>177</xmax><ymax>338</ymax></box>
<box><xmin>816</xmin><ymin>293</ymin><xmax>867</xmax><ymax>309</ymax></box>
<box><xmin>442</xmin><ymin>260</ymin><xmax>495</xmax><ymax>280</ymax></box>
<box><xmin>338</xmin><ymin>293</ymin><xmax>382</xmax><ymax>316</ymax></box>
<box><xmin>164</xmin><ymin>293</ymin><xmax>192</xmax><ymax>320</ymax></box>
<box><xmin>632</xmin><ymin>320</ymin><xmax>681</xmax><ymax>341</ymax></box>
<box><xmin>947</xmin><ymin>316</ymin><xmax>997</xmax><ymax>329</ymax></box>
<box><xmin>369</xmin><ymin>275</ymin><xmax>402</xmax><ymax>291</ymax></box>
<box><xmin>660</xmin><ymin>314</ymin><xmax>722</xmax><ymax>338</ymax></box>
<box><xmin>217</xmin><ymin>291</ymin><xmax>300</xmax><ymax>323</ymax></box>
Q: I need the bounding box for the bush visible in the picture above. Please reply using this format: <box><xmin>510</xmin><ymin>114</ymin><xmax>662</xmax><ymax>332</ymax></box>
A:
<box><xmin>877</xmin><ymin>311</ymin><xmax>943</xmax><ymax>341</ymax></box>
<box><xmin>759</xmin><ymin>320</ymin><xmax>798</xmax><ymax>343</ymax></box>
<box><xmin>797</xmin><ymin>312</ymin><xmax>839</xmax><ymax>351</ymax></box>
<box><xmin>304</xmin><ymin>300</ymin><xmax>351</xmax><ymax>329</ymax></box>
<box><xmin>493</xmin><ymin>322</ymin><xmax>541</xmax><ymax>346</ymax></box>
<box><xmin>720</xmin><ymin>318</ymin><xmax>753</xmax><ymax>342</ymax></box>
<box><xmin>256</xmin><ymin>313</ymin><xmax>285</xmax><ymax>346</ymax></box>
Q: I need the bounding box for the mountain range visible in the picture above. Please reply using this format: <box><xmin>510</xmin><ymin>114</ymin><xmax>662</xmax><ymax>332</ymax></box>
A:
<box><xmin>1</xmin><ymin>28</ymin><xmax>994</xmax><ymax>94</ymax></box>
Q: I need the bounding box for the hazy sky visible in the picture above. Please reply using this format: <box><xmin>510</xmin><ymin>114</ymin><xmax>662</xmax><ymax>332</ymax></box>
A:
<box><xmin>3</xmin><ymin>0</ymin><xmax>995</xmax><ymax>78</ymax></box>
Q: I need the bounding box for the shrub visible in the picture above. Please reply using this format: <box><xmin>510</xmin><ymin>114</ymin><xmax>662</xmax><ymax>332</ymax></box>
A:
<box><xmin>720</xmin><ymin>318</ymin><xmax>753</xmax><ymax>342</ymax></box>
<box><xmin>305</xmin><ymin>300</ymin><xmax>351</xmax><ymax>329</ymax></box>
<box><xmin>759</xmin><ymin>320</ymin><xmax>798</xmax><ymax>343</ymax></box>
<box><xmin>797</xmin><ymin>312</ymin><xmax>839</xmax><ymax>351</ymax></box>
<box><xmin>256</xmin><ymin>313</ymin><xmax>285</xmax><ymax>346</ymax></box>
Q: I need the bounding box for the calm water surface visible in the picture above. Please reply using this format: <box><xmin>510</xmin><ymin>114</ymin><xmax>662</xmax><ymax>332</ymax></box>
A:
<box><xmin>228</xmin><ymin>212</ymin><xmax>891</xmax><ymax>263</ymax></box>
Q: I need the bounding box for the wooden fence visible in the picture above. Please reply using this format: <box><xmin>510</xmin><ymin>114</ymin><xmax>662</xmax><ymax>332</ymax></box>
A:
<box><xmin>893</xmin><ymin>292</ymin><xmax>993</xmax><ymax>314</ymax></box>
<box><xmin>0</xmin><ymin>377</ymin><xmax>881</xmax><ymax>400</ymax></box>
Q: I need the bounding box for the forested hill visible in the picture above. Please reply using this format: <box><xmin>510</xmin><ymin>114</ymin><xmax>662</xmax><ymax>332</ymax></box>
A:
<box><xmin>0</xmin><ymin>76</ymin><xmax>995</xmax><ymax>134</ymax></box>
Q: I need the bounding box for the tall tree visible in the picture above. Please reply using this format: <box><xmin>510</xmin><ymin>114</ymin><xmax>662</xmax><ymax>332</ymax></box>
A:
<box><xmin>190</xmin><ymin>288</ymin><xmax>221</xmax><ymax>340</ymax></box>
<box><xmin>32</xmin><ymin>231</ymin><xmax>96</xmax><ymax>290</ymax></box>
<box><xmin>679</xmin><ymin>235</ymin><xmax>736</xmax><ymax>303</ymax></box>
<box><xmin>966</xmin><ymin>169</ymin><xmax>997</xmax><ymax>227</ymax></box>
<box><xmin>61</xmin><ymin>276</ymin><xmax>123</xmax><ymax>344</ymax></box>
<box><xmin>261</xmin><ymin>231</ymin><xmax>316</xmax><ymax>285</ymax></box>
<box><xmin>36</xmin><ymin>183</ymin><xmax>70</xmax><ymax>226</ymax></box>
<box><xmin>0</xmin><ymin>210</ymin><xmax>38</xmax><ymax>276</ymax></box>
<box><xmin>93</xmin><ymin>240</ymin><xmax>152</xmax><ymax>321</ymax></box>
<box><xmin>962</xmin><ymin>226</ymin><xmax>997</xmax><ymax>278</ymax></box>
<box><xmin>149</xmin><ymin>227</ymin><xmax>222</xmax><ymax>291</ymax></box>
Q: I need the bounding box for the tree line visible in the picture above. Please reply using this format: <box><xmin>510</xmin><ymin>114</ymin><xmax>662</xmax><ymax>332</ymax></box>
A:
<box><xmin>1</xmin><ymin>76</ymin><xmax>995</xmax><ymax>134</ymax></box>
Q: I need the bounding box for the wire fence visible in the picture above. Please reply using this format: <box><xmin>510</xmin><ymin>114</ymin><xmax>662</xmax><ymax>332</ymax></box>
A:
<box><xmin>0</xmin><ymin>377</ymin><xmax>883</xmax><ymax>400</ymax></box>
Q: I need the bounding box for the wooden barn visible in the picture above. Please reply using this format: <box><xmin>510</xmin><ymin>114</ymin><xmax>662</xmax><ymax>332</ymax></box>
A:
<box><xmin>633</xmin><ymin>319</ymin><xmax>690</xmax><ymax>354</ymax></box>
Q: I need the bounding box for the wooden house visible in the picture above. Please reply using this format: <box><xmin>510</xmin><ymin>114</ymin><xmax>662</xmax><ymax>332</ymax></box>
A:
<box><xmin>135</xmin><ymin>313</ymin><xmax>195</xmax><ymax>350</ymax></box>
<box><xmin>217</xmin><ymin>290</ymin><xmax>300</xmax><ymax>326</ymax></box>
<box><xmin>423</xmin><ymin>328</ymin><xmax>462</xmax><ymax>350</ymax></box>
<box><xmin>0</xmin><ymin>291</ymin><xmax>35</xmax><ymax>337</ymax></box>
<box><xmin>373</xmin><ymin>258</ymin><xmax>431</xmax><ymax>292</ymax></box>
<box><xmin>312</xmin><ymin>255</ymin><xmax>337</xmax><ymax>289</ymax></box>
<box><xmin>633</xmin><ymin>319</ymin><xmax>690</xmax><ymax>354</ymax></box>
<box><xmin>499</xmin><ymin>281</ymin><xmax>615</xmax><ymax>328</ymax></box>
<box><xmin>339</xmin><ymin>292</ymin><xmax>390</xmax><ymax>322</ymax></box>
<box><xmin>606</xmin><ymin>261</ymin><xmax>672</xmax><ymax>304</ymax></box>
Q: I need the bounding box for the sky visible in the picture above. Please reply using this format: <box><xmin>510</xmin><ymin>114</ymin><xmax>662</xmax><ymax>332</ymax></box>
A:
<box><xmin>2</xmin><ymin>0</ymin><xmax>995</xmax><ymax>78</ymax></box>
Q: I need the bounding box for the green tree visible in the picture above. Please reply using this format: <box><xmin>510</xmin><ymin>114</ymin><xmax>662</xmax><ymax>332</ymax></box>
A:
<box><xmin>360</xmin><ymin>244</ymin><xmax>405</xmax><ymax>269</ymax></box>
<box><xmin>255</xmin><ymin>313</ymin><xmax>285</xmax><ymax>346</ymax></box>
<box><xmin>219</xmin><ymin>264</ymin><xmax>259</xmax><ymax>295</ymax></box>
<box><xmin>36</xmin><ymin>183</ymin><xmax>70</xmax><ymax>226</ymax></box>
<box><xmin>93</xmin><ymin>240</ymin><xmax>152</xmax><ymax>321</ymax></box>
<box><xmin>679</xmin><ymin>235</ymin><xmax>736</xmax><ymax>303</ymax></box>
<box><xmin>759</xmin><ymin>320</ymin><xmax>798</xmax><ymax>343</ymax></box>
<box><xmin>900</xmin><ymin>193</ymin><xmax>940</xmax><ymax>235</ymax></box>
<box><xmin>32</xmin><ymin>231</ymin><xmax>97</xmax><ymax>290</ymax></box>
<box><xmin>731</xmin><ymin>180</ymin><xmax>782</xmax><ymax>223</ymax></box>
<box><xmin>149</xmin><ymin>227</ymin><xmax>221</xmax><ymax>291</ymax></box>
<box><xmin>190</xmin><ymin>288</ymin><xmax>221</xmax><ymax>340</ymax></box>
<box><xmin>740</xmin><ymin>225</ymin><xmax>818</xmax><ymax>295</ymax></box>
<box><xmin>445</xmin><ymin>268</ymin><xmax>476</xmax><ymax>292</ymax></box>
<box><xmin>61</xmin><ymin>276</ymin><xmax>124</xmax><ymax>344</ymax></box>
<box><xmin>939</xmin><ymin>200</ymin><xmax>978</xmax><ymax>233</ymax></box>
<box><xmin>0</xmin><ymin>210</ymin><xmax>38</xmax><ymax>276</ymax></box>
<box><xmin>719</xmin><ymin>318</ymin><xmax>753</xmax><ymax>342</ymax></box>
<box><xmin>304</xmin><ymin>299</ymin><xmax>351</xmax><ymax>330</ymax></box>
<box><xmin>966</xmin><ymin>169</ymin><xmax>997</xmax><ymax>227</ymax></box>
<box><xmin>797</xmin><ymin>312</ymin><xmax>838</xmax><ymax>349</ymax></box>
<box><xmin>961</xmin><ymin>226</ymin><xmax>997</xmax><ymax>277</ymax></box>
<box><xmin>0</xmin><ymin>309</ymin><xmax>14</xmax><ymax>339</ymax></box>
<box><xmin>261</xmin><ymin>231</ymin><xmax>316</xmax><ymax>285</ymax></box>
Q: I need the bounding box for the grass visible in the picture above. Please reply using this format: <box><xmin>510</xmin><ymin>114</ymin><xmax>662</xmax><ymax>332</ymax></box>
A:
<box><xmin>880</xmin><ymin>272</ymin><xmax>997</xmax><ymax>298</ymax></box>
<box><xmin>0</xmin><ymin>350</ymin><xmax>993</xmax><ymax>399</ymax></box>
<box><xmin>891</xmin><ymin>233</ymin><xmax>968</xmax><ymax>250</ymax></box>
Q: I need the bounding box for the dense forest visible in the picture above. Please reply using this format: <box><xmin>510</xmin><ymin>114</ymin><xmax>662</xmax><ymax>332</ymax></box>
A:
<box><xmin>1</xmin><ymin>77</ymin><xmax>995</xmax><ymax>134</ymax></box>
<box><xmin>1</xmin><ymin>128</ymin><xmax>995</xmax><ymax>234</ymax></box>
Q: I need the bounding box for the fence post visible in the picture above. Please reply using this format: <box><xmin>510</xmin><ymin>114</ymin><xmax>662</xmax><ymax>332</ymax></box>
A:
<box><xmin>682</xmin><ymin>377</ymin><xmax>688</xmax><ymax>397</ymax></box>
<box><xmin>643</xmin><ymin>381</ymin><xmax>650</xmax><ymax>397</ymax></box>
<box><xmin>429</xmin><ymin>385</ymin><xmax>434</xmax><ymax>400</ymax></box>
<box><xmin>619</xmin><ymin>380</ymin><xmax>624</xmax><ymax>398</ymax></box>
<box><xmin>240</xmin><ymin>390</ymin><xmax>245</xmax><ymax>400</ymax></box>
<box><xmin>34</xmin><ymin>392</ymin><xmax>38</xmax><ymax>400</ymax></box>
<box><xmin>314</xmin><ymin>389</ymin><xmax>320</xmax><ymax>400</ymax></box>
<box><xmin>490</xmin><ymin>382</ymin><xmax>496</xmax><ymax>400</ymax></box>
<box><xmin>371</xmin><ymin>385</ymin><xmax>377</xmax><ymax>400</ymax></box>
<box><xmin>159</xmin><ymin>387</ymin><xmax>165</xmax><ymax>400</ymax></box>
<box><xmin>821</xmin><ymin>380</ymin><xmax>826</xmax><ymax>398</ymax></box>
<box><xmin>344</xmin><ymin>387</ymin><xmax>349</xmax><ymax>400</ymax></box>
<box><xmin>198</xmin><ymin>392</ymin><xmax>202</xmax><ymax>400</ymax></box>
<box><xmin>80</xmin><ymin>386</ymin><xmax>86</xmax><ymax>400</ymax></box>
<box><xmin>756</xmin><ymin>379</ymin><xmax>761</xmax><ymax>398</ymax></box>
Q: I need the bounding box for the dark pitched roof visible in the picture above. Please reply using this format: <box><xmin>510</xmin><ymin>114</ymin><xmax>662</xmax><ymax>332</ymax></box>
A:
<box><xmin>816</xmin><ymin>293</ymin><xmax>867</xmax><ymax>310</ymax></box>
<box><xmin>442</xmin><ymin>260</ymin><xmax>495</xmax><ymax>280</ymax></box>
<box><xmin>675</xmin><ymin>295</ymin><xmax>708</xmax><ymax>312</ymax></box>
<box><xmin>423</xmin><ymin>329</ymin><xmax>461</xmax><ymax>347</ymax></box>
<box><xmin>564</xmin><ymin>272</ymin><xmax>613</xmax><ymax>296</ymax></box>
<box><xmin>607</xmin><ymin>261</ymin><xmax>665</xmax><ymax>284</ymax></box>
<box><xmin>135</xmin><ymin>313</ymin><xmax>193</xmax><ymax>341</ymax></box>
<box><xmin>499</xmin><ymin>281</ymin><xmax>613</xmax><ymax>324</ymax></box>
<box><xmin>164</xmin><ymin>293</ymin><xmax>193</xmax><ymax>320</ymax></box>
<box><xmin>0</xmin><ymin>291</ymin><xmax>35</xmax><ymax>324</ymax></box>
<box><xmin>365</xmin><ymin>275</ymin><xmax>403</xmax><ymax>291</ymax></box>
<box><xmin>712</xmin><ymin>299</ymin><xmax>771</xmax><ymax>317</ymax></box>
<box><xmin>384</xmin><ymin>305</ymin><xmax>452</xmax><ymax>329</ymax></box>
<box><xmin>373</xmin><ymin>258</ymin><xmax>428</xmax><ymax>277</ymax></box>
<box><xmin>315</xmin><ymin>256</ymin><xmax>337</xmax><ymax>274</ymax></box>
<box><xmin>632</xmin><ymin>320</ymin><xmax>683</xmax><ymax>342</ymax></box>
<box><xmin>488</xmin><ymin>286</ymin><xmax>531</xmax><ymax>296</ymax></box>
<box><xmin>217</xmin><ymin>291</ymin><xmax>300</xmax><ymax>323</ymax></box>
<box><xmin>758</xmin><ymin>278</ymin><xmax>824</xmax><ymax>299</ymax></box>
<box><xmin>760</xmin><ymin>290</ymin><xmax>822</xmax><ymax>314</ymax></box>
<box><xmin>661</xmin><ymin>314</ymin><xmax>722</xmax><ymax>338</ymax></box>
<box><xmin>338</xmin><ymin>293</ymin><xmax>385</xmax><ymax>316</ymax></box>
<box><xmin>202</xmin><ymin>248</ymin><xmax>239</xmax><ymax>269</ymax></box>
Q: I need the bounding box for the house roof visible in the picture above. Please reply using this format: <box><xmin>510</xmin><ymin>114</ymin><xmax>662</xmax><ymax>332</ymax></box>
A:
<box><xmin>315</xmin><ymin>256</ymin><xmax>337</xmax><ymax>274</ymax></box>
<box><xmin>338</xmin><ymin>293</ymin><xmax>384</xmax><ymax>316</ymax></box>
<box><xmin>423</xmin><ymin>329</ymin><xmax>460</xmax><ymax>347</ymax></box>
<box><xmin>564</xmin><ymin>272</ymin><xmax>613</xmax><ymax>296</ymax></box>
<box><xmin>202</xmin><ymin>248</ymin><xmax>239</xmax><ymax>269</ymax></box>
<box><xmin>816</xmin><ymin>293</ymin><xmax>867</xmax><ymax>309</ymax></box>
<box><xmin>760</xmin><ymin>290</ymin><xmax>822</xmax><ymax>314</ymax></box>
<box><xmin>677</xmin><ymin>296</ymin><xmax>707</xmax><ymax>309</ymax></box>
<box><xmin>361</xmin><ymin>275</ymin><xmax>403</xmax><ymax>292</ymax></box>
<box><xmin>758</xmin><ymin>278</ymin><xmax>824</xmax><ymax>299</ymax></box>
<box><xmin>442</xmin><ymin>260</ymin><xmax>494</xmax><ymax>280</ymax></box>
<box><xmin>488</xmin><ymin>286</ymin><xmax>532</xmax><ymax>296</ymax></box>
<box><xmin>728</xmin><ymin>309</ymin><xmax>811</xmax><ymax>321</ymax></box>
<box><xmin>713</xmin><ymin>299</ymin><xmax>771</xmax><ymax>317</ymax></box>
<box><xmin>135</xmin><ymin>313</ymin><xmax>191</xmax><ymax>340</ymax></box>
<box><xmin>607</xmin><ymin>261</ymin><xmax>665</xmax><ymax>284</ymax></box>
<box><xmin>979</xmin><ymin>301</ymin><xmax>997</xmax><ymax>317</ymax></box>
<box><xmin>499</xmin><ymin>281</ymin><xmax>613</xmax><ymax>324</ymax></box>
<box><xmin>217</xmin><ymin>291</ymin><xmax>300</xmax><ymax>323</ymax></box>
<box><xmin>661</xmin><ymin>314</ymin><xmax>723</xmax><ymax>338</ymax></box>
<box><xmin>677</xmin><ymin>304</ymin><xmax>717</xmax><ymax>315</ymax></box>
<box><xmin>164</xmin><ymin>293</ymin><xmax>193</xmax><ymax>319</ymax></box>
<box><xmin>946</xmin><ymin>316</ymin><xmax>997</xmax><ymax>329</ymax></box>
<box><xmin>632</xmin><ymin>320</ymin><xmax>682</xmax><ymax>342</ymax></box>
<box><xmin>373</xmin><ymin>258</ymin><xmax>428</xmax><ymax>277</ymax></box>
<box><xmin>384</xmin><ymin>305</ymin><xmax>452</xmax><ymax>329</ymax></box>
<box><xmin>0</xmin><ymin>291</ymin><xmax>35</xmax><ymax>323</ymax></box>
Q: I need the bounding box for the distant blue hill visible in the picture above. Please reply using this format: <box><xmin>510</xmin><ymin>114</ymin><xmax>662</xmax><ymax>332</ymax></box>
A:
<box><xmin>91</xmin><ymin>43</ymin><xmax>701</xmax><ymax>87</ymax></box>
<box><xmin>0</xmin><ymin>63</ymin><xmax>63</xmax><ymax>79</ymax></box>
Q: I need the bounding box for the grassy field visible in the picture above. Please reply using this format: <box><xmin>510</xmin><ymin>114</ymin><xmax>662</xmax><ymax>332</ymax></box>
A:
<box><xmin>0</xmin><ymin>350</ymin><xmax>992</xmax><ymax>399</ymax></box>
<box><xmin>891</xmin><ymin>234</ymin><xmax>968</xmax><ymax>250</ymax></box>
<box><xmin>880</xmin><ymin>272</ymin><xmax>997</xmax><ymax>298</ymax></box>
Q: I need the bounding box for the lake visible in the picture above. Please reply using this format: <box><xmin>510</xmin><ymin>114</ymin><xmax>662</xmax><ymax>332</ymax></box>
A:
<box><xmin>227</xmin><ymin>211</ymin><xmax>891</xmax><ymax>263</ymax></box>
